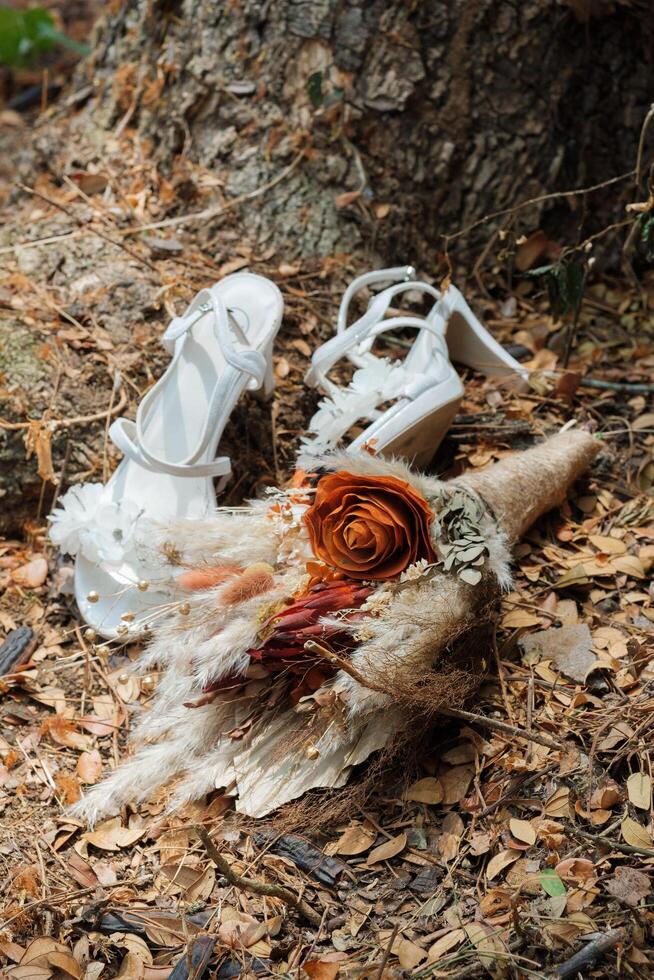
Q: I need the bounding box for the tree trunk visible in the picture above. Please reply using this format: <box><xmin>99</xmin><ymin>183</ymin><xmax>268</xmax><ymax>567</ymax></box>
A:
<box><xmin>82</xmin><ymin>0</ymin><xmax>651</xmax><ymax>262</ymax></box>
<box><xmin>1</xmin><ymin>0</ymin><xmax>651</xmax><ymax>529</ymax></box>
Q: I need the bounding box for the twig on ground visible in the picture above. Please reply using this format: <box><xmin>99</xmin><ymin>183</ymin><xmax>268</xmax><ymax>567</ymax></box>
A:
<box><xmin>305</xmin><ymin>641</ymin><xmax>564</xmax><ymax>751</ymax></box>
<box><xmin>376</xmin><ymin>923</ymin><xmax>400</xmax><ymax>980</ymax></box>
<box><xmin>579</xmin><ymin>377</ymin><xmax>654</xmax><ymax>393</ymax></box>
<box><xmin>16</xmin><ymin>181</ymin><xmax>159</xmax><ymax>273</ymax></box>
<box><xmin>549</xmin><ymin>928</ymin><xmax>625</xmax><ymax>979</ymax></box>
<box><xmin>122</xmin><ymin>152</ymin><xmax>304</xmax><ymax>236</ymax></box>
<box><xmin>492</xmin><ymin>626</ymin><xmax>514</xmax><ymax>722</ymax></box>
<box><xmin>570</xmin><ymin>827</ymin><xmax>654</xmax><ymax>859</ymax></box>
<box><xmin>195</xmin><ymin>825</ymin><xmax>321</xmax><ymax>927</ymax></box>
<box><xmin>443</xmin><ymin>170</ymin><xmax>635</xmax><ymax>248</ymax></box>
<box><xmin>0</xmin><ymin>387</ymin><xmax>128</xmax><ymax>432</ymax></box>
<box><xmin>441</xmin><ymin>706</ymin><xmax>563</xmax><ymax>751</ymax></box>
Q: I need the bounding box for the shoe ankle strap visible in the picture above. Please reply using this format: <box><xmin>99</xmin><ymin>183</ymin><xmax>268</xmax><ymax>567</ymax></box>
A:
<box><xmin>306</xmin><ymin>276</ymin><xmax>446</xmax><ymax>387</ymax></box>
<box><xmin>337</xmin><ymin>265</ymin><xmax>416</xmax><ymax>334</ymax></box>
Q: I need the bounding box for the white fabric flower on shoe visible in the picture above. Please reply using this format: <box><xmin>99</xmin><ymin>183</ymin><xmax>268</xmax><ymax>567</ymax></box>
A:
<box><xmin>301</xmin><ymin>356</ymin><xmax>418</xmax><ymax>456</ymax></box>
<box><xmin>49</xmin><ymin>483</ymin><xmax>141</xmax><ymax>566</ymax></box>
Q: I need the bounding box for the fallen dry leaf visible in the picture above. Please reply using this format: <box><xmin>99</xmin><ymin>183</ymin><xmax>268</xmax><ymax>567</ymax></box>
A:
<box><xmin>366</xmin><ymin>832</ymin><xmax>407</xmax><ymax>865</ymax></box>
<box><xmin>509</xmin><ymin>819</ymin><xmax>536</xmax><ymax>846</ymax></box>
<box><xmin>440</xmin><ymin>765</ymin><xmax>474</xmax><ymax>804</ymax></box>
<box><xmin>621</xmin><ymin>816</ymin><xmax>653</xmax><ymax>849</ymax></box>
<box><xmin>588</xmin><ymin>534</ymin><xmax>627</xmax><ymax>555</ymax></box>
<box><xmin>463</xmin><ymin>921</ymin><xmax>507</xmax><ymax>970</ymax></box>
<box><xmin>12</xmin><ymin>557</ymin><xmax>48</xmax><ymax>589</ymax></box>
<box><xmin>303</xmin><ymin>961</ymin><xmax>340</xmax><ymax>980</ymax></box>
<box><xmin>486</xmin><ymin>848</ymin><xmax>521</xmax><ymax>880</ymax></box>
<box><xmin>427</xmin><ymin>928</ymin><xmax>465</xmax><ymax>963</ymax></box>
<box><xmin>555</xmin><ymin>858</ymin><xmax>595</xmax><ymax>880</ymax></box>
<box><xmin>395</xmin><ymin>937</ymin><xmax>426</xmax><ymax>970</ymax></box>
<box><xmin>627</xmin><ymin>772</ymin><xmax>651</xmax><ymax>811</ymax></box>
<box><xmin>404</xmin><ymin>777</ymin><xmax>444</xmax><ymax>804</ymax></box>
<box><xmin>605</xmin><ymin>866</ymin><xmax>651</xmax><ymax>907</ymax></box>
<box><xmin>333</xmin><ymin>825</ymin><xmax>376</xmax><ymax>856</ymax></box>
<box><xmin>76</xmin><ymin>750</ymin><xmax>103</xmax><ymax>785</ymax></box>
<box><xmin>520</xmin><ymin>624</ymin><xmax>597</xmax><ymax>682</ymax></box>
<box><xmin>83</xmin><ymin>815</ymin><xmax>146</xmax><ymax>851</ymax></box>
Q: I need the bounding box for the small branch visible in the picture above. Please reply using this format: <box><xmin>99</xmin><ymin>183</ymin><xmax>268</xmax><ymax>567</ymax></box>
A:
<box><xmin>570</xmin><ymin>826</ymin><xmax>654</xmax><ymax>859</ymax></box>
<box><xmin>439</xmin><ymin>706</ymin><xmax>563</xmax><ymax>751</ymax></box>
<box><xmin>376</xmin><ymin>923</ymin><xmax>400</xmax><ymax>980</ymax></box>
<box><xmin>549</xmin><ymin>928</ymin><xmax>625</xmax><ymax>979</ymax></box>
<box><xmin>195</xmin><ymin>825</ymin><xmax>321</xmax><ymax>927</ymax></box>
<box><xmin>305</xmin><ymin>641</ymin><xmax>564</xmax><ymax>751</ymax></box>
<box><xmin>16</xmin><ymin>182</ymin><xmax>158</xmax><ymax>273</ymax></box>
<box><xmin>0</xmin><ymin>387</ymin><xmax>128</xmax><ymax>432</ymax></box>
<box><xmin>443</xmin><ymin>170</ymin><xmax>635</xmax><ymax>247</ymax></box>
<box><xmin>636</xmin><ymin>102</ymin><xmax>654</xmax><ymax>189</ymax></box>
<box><xmin>579</xmin><ymin>377</ymin><xmax>654</xmax><ymax>393</ymax></box>
<box><xmin>122</xmin><ymin>152</ymin><xmax>304</xmax><ymax>237</ymax></box>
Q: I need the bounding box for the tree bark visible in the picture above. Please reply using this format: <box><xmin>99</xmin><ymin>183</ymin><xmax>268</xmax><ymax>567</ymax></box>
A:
<box><xmin>1</xmin><ymin>0</ymin><xmax>652</xmax><ymax>528</ymax></box>
<box><xmin>81</xmin><ymin>0</ymin><xmax>652</xmax><ymax>262</ymax></box>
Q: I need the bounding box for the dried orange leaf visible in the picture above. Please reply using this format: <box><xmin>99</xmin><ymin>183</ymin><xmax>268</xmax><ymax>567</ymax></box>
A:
<box><xmin>366</xmin><ymin>832</ymin><xmax>407</xmax><ymax>865</ymax></box>
<box><xmin>76</xmin><ymin>750</ymin><xmax>103</xmax><ymax>785</ymax></box>
<box><xmin>47</xmin><ymin>952</ymin><xmax>82</xmax><ymax>979</ymax></box>
<box><xmin>303</xmin><ymin>961</ymin><xmax>340</xmax><ymax>980</ymax></box>
<box><xmin>404</xmin><ymin>777</ymin><xmax>444</xmax><ymax>804</ymax></box>
<box><xmin>8</xmin><ymin>967</ymin><xmax>52</xmax><ymax>980</ymax></box>
<box><xmin>621</xmin><ymin>816</ymin><xmax>653</xmax><ymax>849</ymax></box>
<box><xmin>611</xmin><ymin>555</ymin><xmax>646</xmax><ymax>579</ymax></box>
<box><xmin>440</xmin><ymin>765</ymin><xmax>474</xmax><ymax>805</ymax></box>
<box><xmin>545</xmin><ymin>786</ymin><xmax>570</xmax><ymax>818</ymax></box>
<box><xmin>588</xmin><ymin>535</ymin><xmax>627</xmax><ymax>555</ymax></box>
<box><xmin>502</xmin><ymin>609</ymin><xmax>541</xmax><ymax>628</ymax></box>
<box><xmin>555</xmin><ymin>858</ymin><xmax>595</xmax><ymax>880</ymax></box>
<box><xmin>509</xmin><ymin>819</ymin><xmax>536</xmax><ymax>846</ymax></box>
<box><xmin>486</xmin><ymin>848</ymin><xmax>521</xmax><ymax>880</ymax></box>
<box><xmin>463</xmin><ymin>921</ymin><xmax>506</xmax><ymax>969</ymax></box>
<box><xmin>333</xmin><ymin>825</ymin><xmax>376</xmax><ymax>856</ymax></box>
<box><xmin>21</xmin><ymin>939</ymin><xmax>71</xmax><ymax>966</ymax></box>
<box><xmin>627</xmin><ymin>772</ymin><xmax>651</xmax><ymax>811</ymax></box>
<box><xmin>12</xmin><ymin>557</ymin><xmax>48</xmax><ymax>589</ymax></box>
<box><xmin>83</xmin><ymin>816</ymin><xmax>145</xmax><ymax>851</ymax></box>
<box><xmin>427</xmin><ymin>928</ymin><xmax>465</xmax><ymax>963</ymax></box>
<box><xmin>396</xmin><ymin>938</ymin><xmax>426</xmax><ymax>970</ymax></box>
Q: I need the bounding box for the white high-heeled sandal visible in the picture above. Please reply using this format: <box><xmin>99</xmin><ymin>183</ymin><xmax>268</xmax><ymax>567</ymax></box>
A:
<box><xmin>299</xmin><ymin>267</ymin><xmax>527</xmax><ymax>469</ymax></box>
<box><xmin>49</xmin><ymin>273</ymin><xmax>283</xmax><ymax>640</ymax></box>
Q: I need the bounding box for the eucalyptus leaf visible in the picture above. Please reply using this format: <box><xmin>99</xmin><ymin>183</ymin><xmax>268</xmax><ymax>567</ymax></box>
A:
<box><xmin>540</xmin><ymin>869</ymin><xmax>566</xmax><ymax>897</ymax></box>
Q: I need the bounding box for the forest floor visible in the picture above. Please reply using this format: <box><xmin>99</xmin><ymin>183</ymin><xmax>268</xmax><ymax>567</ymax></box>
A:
<box><xmin>1</xmin><ymin>89</ymin><xmax>654</xmax><ymax>980</ymax></box>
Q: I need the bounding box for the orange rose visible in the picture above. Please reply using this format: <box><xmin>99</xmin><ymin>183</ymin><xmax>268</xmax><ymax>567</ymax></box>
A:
<box><xmin>304</xmin><ymin>471</ymin><xmax>436</xmax><ymax>581</ymax></box>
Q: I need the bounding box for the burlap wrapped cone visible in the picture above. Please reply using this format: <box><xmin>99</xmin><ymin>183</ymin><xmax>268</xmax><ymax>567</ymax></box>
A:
<box><xmin>74</xmin><ymin>429</ymin><xmax>600</xmax><ymax>823</ymax></box>
<box><xmin>457</xmin><ymin>428</ymin><xmax>599</xmax><ymax>545</ymax></box>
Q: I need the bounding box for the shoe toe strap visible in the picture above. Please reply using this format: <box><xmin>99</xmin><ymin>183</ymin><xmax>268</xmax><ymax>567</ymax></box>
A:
<box><xmin>161</xmin><ymin>287</ymin><xmax>267</xmax><ymax>387</ymax></box>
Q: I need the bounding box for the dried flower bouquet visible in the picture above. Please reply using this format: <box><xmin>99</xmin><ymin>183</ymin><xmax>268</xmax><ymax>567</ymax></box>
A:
<box><xmin>74</xmin><ymin>429</ymin><xmax>599</xmax><ymax>823</ymax></box>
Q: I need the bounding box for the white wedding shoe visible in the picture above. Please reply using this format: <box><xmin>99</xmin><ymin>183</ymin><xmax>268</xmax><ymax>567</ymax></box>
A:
<box><xmin>49</xmin><ymin>273</ymin><xmax>283</xmax><ymax>640</ymax></box>
<box><xmin>299</xmin><ymin>266</ymin><xmax>527</xmax><ymax>469</ymax></box>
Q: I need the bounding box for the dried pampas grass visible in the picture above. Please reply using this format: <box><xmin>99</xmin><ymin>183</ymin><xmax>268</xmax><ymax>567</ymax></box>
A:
<box><xmin>73</xmin><ymin>428</ymin><xmax>599</xmax><ymax>825</ymax></box>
